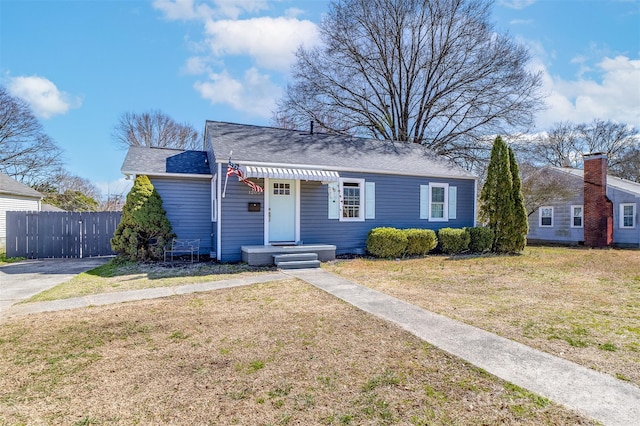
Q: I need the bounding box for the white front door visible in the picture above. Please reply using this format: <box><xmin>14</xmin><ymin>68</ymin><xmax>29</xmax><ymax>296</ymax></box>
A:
<box><xmin>269</xmin><ymin>179</ymin><xmax>296</xmax><ymax>242</ymax></box>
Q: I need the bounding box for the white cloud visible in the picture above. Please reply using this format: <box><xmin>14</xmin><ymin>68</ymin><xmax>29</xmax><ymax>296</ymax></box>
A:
<box><xmin>509</xmin><ymin>19</ymin><xmax>533</xmax><ymax>26</ymax></box>
<box><xmin>536</xmin><ymin>56</ymin><xmax>640</xmax><ymax>129</ymax></box>
<box><xmin>153</xmin><ymin>0</ymin><xmax>268</xmax><ymax>20</ymax></box>
<box><xmin>498</xmin><ymin>0</ymin><xmax>536</xmax><ymax>10</ymax></box>
<box><xmin>181</xmin><ymin>56</ymin><xmax>212</xmax><ymax>75</ymax></box>
<box><xmin>284</xmin><ymin>7</ymin><xmax>304</xmax><ymax>19</ymax></box>
<box><xmin>194</xmin><ymin>67</ymin><xmax>280</xmax><ymax>117</ymax></box>
<box><xmin>8</xmin><ymin>76</ymin><xmax>81</xmax><ymax>119</ymax></box>
<box><xmin>154</xmin><ymin>1</ymin><xmax>320</xmax><ymax>117</ymax></box>
<box><xmin>212</xmin><ymin>0</ymin><xmax>268</xmax><ymax>19</ymax></box>
<box><xmin>153</xmin><ymin>0</ymin><xmax>204</xmax><ymax>20</ymax></box>
<box><xmin>203</xmin><ymin>16</ymin><xmax>319</xmax><ymax>71</ymax></box>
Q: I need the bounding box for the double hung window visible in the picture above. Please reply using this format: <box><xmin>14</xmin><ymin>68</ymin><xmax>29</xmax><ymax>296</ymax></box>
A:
<box><xmin>571</xmin><ymin>205</ymin><xmax>583</xmax><ymax>228</ymax></box>
<box><xmin>539</xmin><ymin>206</ymin><xmax>553</xmax><ymax>227</ymax></box>
<box><xmin>620</xmin><ymin>203</ymin><xmax>636</xmax><ymax>228</ymax></box>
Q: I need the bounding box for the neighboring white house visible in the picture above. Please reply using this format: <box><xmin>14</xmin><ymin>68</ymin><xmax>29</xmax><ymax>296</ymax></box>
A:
<box><xmin>0</xmin><ymin>173</ymin><xmax>42</xmax><ymax>249</ymax></box>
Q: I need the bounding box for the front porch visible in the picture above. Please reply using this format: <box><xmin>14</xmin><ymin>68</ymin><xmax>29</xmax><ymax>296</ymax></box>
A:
<box><xmin>241</xmin><ymin>244</ymin><xmax>336</xmax><ymax>266</ymax></box>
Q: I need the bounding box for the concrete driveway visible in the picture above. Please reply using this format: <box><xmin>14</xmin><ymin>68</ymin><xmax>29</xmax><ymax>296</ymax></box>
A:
<box><xmin>0</xmin><ymin>257</ymin><xmax>111</xmax><ymax>312</ymax></box>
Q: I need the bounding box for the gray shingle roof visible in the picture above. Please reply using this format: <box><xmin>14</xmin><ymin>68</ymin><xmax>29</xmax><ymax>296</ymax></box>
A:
<box><xmin>553</xmin><ymin>167</ymin><xmax>640</xmax><ymax>196</ymax></box>
<box><xmin>205</xmin><ymin>121</ymin><xmax>476</xmax><ymax>180</ymax></box>
<box><xmin>121</xmin><ymin>147</ymin><xmax>211</xmax><ymax>176</ymax></box>
<box><xmin>0</xmin><ymin>173</ymin><xmax>42</xmax><ymax>198</ymax></box>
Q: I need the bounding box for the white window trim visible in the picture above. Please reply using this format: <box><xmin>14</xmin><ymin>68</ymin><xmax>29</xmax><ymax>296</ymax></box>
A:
<box><xmin>339</xmin><ymin>177</ymin><xmax>365</xmax><ymax>222</ymax></box>
<box><xmin>620</xmin><ymin>203</ymin><xmax>636</xmax><ymax>229</ymax></box>
<box><xmin>428</xmin><ymin>182</ymin><xmax>449</xmax><ymax>222</ymax></box>
<box><xmin>539</xmin><ymin>206</ymin><xmax>554</xmax><ymax>228</ymax></box>
<box><xmin>365</xmin><ymin>181</ymin><xmax>375</xmax><ymax>219</ymax></box>
<box><xmin>211</xmin><ymin>175</ymin><xmax>218</xmax><ymax>222</ymax></box>
<box><xmin>570</xmin><ymin>205</ymin><xmax>583</xmax><ymax>229</ymax></box>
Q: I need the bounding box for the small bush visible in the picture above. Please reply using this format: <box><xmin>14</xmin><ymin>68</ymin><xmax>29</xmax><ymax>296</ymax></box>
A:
<box><xmin>437</xmin><ymin>228</ymin><xmax>470</xmax><ymax>254</ymax></box>
<box><xmin>366</xmin><ymin>227</ymin><xmax>408</xmax><ymax>258</ymax></box>
<box><xmin>466</xmin><ymin>227</ymin><xmax>495</xmax><ymax>253</ymax></box>
<box><xmin>404</xmin><ymin>229</ymin><xmax>437</xmax><ymax>256</ymax></box>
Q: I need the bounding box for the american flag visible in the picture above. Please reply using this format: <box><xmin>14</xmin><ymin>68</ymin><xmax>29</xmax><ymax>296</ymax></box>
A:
<box><xmin>227</xmin><ymin>161</ymin><xmax>243</xmax><ymax>178</ymax></box>
<box><xmin>227</xmin><ymin>160</ymin><xmax>263</xmax><ymax>193</ymax></box>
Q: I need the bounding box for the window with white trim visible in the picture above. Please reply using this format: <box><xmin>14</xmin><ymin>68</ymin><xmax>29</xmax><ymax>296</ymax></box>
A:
<box><xmin>620</xmin><ymin>203</ymin><xmax>636</xmax><ymax>228</ymax></box>
<box><xmin>339</xmin><ymin>178</ymin><xmax>365</xmax><ymax>221</ymax></box>
<box><xmin>539</xmin><ymin>206</ymin><xmax>553</xmax><ymax>227</ymax></box>
<box><xmin>420</xmin><ymin>183</ymin><xmax>456</xmax><ymax>221</ymax></box>
<box><xmin>571</xmin><ymin>205</ymin><xmax>583</xmax><ymax>228</ymax></box>
<box><xmin>429</xmin><ymin>182</ymin><xmax>448</xmax><ymax>221</ymax></box>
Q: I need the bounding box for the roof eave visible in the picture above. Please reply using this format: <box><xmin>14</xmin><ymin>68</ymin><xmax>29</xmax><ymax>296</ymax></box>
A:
<box><xmin>215</xmin><ymin>160</ymin><xmax>476</xmax><ymax>180</ymax></box>
<box><xmin>121</xmin><ymin>170</ymin><xmax>213</xmax><ymax>179</ymax></box>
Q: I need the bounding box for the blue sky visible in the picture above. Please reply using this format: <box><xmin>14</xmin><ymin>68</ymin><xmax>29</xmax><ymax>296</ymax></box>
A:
<box><xmin>1</xmin><ymin>0</ymin><xmax>639</xmax><ymax>197</ymax></box>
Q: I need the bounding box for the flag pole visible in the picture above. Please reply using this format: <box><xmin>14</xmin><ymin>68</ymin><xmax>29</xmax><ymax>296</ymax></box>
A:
<box><xmin>222</xmin><ymin>151</ymin><xmax>232</xmax><ymax>198</ymax></box>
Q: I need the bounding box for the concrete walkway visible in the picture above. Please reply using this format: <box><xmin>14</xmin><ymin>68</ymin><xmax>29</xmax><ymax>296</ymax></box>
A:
<box><xmin>285</xmin><ymin>269</ymin><xmax>640</xmax><ymax>426</ymax></box>
<box><xmin>0</xmin><ymin>273</ymin><xmax>287</xmax><ymax>321</ymax></box>
<box><xmin>1</xmin><ymin>267</ymin><xmax>639</xmax><ymax>425</ymax></box>
<box><xmin>0</xmin><ymin>257</ymin><xmax>111</xmax><ymax>313</ymax></box>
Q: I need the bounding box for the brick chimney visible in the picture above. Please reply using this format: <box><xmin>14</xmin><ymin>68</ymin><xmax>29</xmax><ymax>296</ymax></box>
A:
<box><xmin>583</xmin><ymin>153</ymin><xmax>613</xmax><ymax>247</ymax></box>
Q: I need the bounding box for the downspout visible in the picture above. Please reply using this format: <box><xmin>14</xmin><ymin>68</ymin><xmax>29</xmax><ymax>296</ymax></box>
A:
<box><xmin>216</xmin><ymin>163</ymin><xmax>222</xmax><ymax>261</ymax></box>
<box><xmin>473</xmin><ymin>178</ymin><xmax>478</xmax><ymax>227</ymax></box>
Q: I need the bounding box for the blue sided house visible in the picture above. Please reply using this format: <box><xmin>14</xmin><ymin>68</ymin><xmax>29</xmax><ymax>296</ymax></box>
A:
<box><xmin>120</xmin><ymin>121</ymin><xmax>478</xmax><ymax>265</ymax></box>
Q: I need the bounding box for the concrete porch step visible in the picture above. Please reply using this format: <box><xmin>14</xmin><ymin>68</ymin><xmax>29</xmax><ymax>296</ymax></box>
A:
<box><xmin>242</xmin><ymin>244</ymin><xmax>336</xmax><ymax>266</ymax></box>
<box><xmin>273</xmin><ymin>253</ymin><xmax>318</xmax><ymax>264</ymax></box>
<box><xmin>275</xmin><ymin>259</ymin><xmax>321</xmax><ymax>269</ymax></box>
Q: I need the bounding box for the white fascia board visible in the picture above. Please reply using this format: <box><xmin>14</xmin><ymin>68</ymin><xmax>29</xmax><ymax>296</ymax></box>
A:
<box><xmin>215</xmin><ymin>161</ymin><xmax>477</xmax><ymax>181</ymax></box>
<box><xmin>121</xmin><ymin>171</ymin><xmax>213</xmax><ymax>179</ymax></box>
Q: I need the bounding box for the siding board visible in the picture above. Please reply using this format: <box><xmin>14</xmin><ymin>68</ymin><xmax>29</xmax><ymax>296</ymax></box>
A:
<box><xmin>190</xmin><ymin>171</ymin><xmax>477</xmax><ymax>261</ymax></box>
<box><xmin>151</xmin><ymin>177</ymin><xmax>213</xmax><ymax>255</ymax></box>
<box><xmin>300</xmin><ymin>172</ymin><xmax>476</xmax><ymax>254</ymax></box>
<box><xmin>220</xmin><ymin>177</ymin><xmax>265</xmax><ymax>261</ymax></box>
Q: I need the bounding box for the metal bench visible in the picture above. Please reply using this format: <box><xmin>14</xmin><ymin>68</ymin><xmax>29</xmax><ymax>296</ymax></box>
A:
<box><xmin>164</xmin><ymin>238</ymin><xmax>200</xmax><ymax>263</ymax></box>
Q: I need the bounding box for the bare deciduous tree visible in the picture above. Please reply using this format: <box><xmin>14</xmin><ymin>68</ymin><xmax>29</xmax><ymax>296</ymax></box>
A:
<box><xmin>519</xmin><ymin>163</ymin><xmax>579</xmax><ymax>217</ymax></box>
<box><xmin>613</xmin><ymin>146</ymin><xmax>640</xmax><ymax>183</ymax></box>
<box><xmin>523</xmin><ymin>122</ymin><xmax>582</xmax><ymax>168</ymax></box>
<box><xmin>517</xmin><ymin>120</ymin><xmax>639</xmax><ymax>182</ymax></box>
<box><xmin>0</xmin><ymin>86</ymin><xmax>64</xmax><ymax>185</ymax></box>
<box><xmin>100</xmin><ymin>193</ymin><xmax>126</xmax><ymax>212</ymax></box>
<box><xmin>112</xmin><ymin>110</ymin><xmax>201</xmax><ymax>150</ymax></box>
<box><xmin>34</xmin><ymin>170</ymin><xmax>103</xmax><ymax>211</ymax></box>
<box><xmin>577</xmin><ymin>119</ymin><xmax>637</xmax><ymax>169</ymax></box>
<box><xmin>274</xmin><ymin>0</ymin><xmax>543</xmax><ymax>165</ymax></box>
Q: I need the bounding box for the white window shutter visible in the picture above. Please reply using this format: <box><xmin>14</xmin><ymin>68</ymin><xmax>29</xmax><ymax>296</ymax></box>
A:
<box><xmin>328</xmin><ymin>182</ymin><xmax>340</xmax><ymax>219</ymax></box>
<box><xmin>420</xmin><ymin>185</ymin><xmax>429</xmax><ymax>219</ymax></box>
<box><xmin>448</xmin><ymin>186</ymin><xmax>457</xmax><ymax>220</ymax></box>
<box><xmin>365</xmin><ymin>181</ymin><xmax>375</xmax><ymax>219</ymax></box>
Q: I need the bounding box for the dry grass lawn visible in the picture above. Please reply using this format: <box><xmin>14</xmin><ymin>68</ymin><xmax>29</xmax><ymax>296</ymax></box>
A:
<box><xmin>324</xmin><ymin>246</ymin><xmax>640</xmax><ymax>387</ymax></box>
<box><xmin>0</xmin><ymin>280</ymin><xmax>595</xmax><ymax>425</ymax></box>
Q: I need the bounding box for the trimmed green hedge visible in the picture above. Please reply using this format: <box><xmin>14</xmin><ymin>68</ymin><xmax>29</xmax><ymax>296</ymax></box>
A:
<box><xmin>437</xmin><ymin>227</ymin><xmax>470</xmax><ymax>254</ymax></box>
<box><xmin>366</xmin><ymin>227</ymin><xmax>408</xmax><ymax>258</ymax></box>
<box><xmin>404</xmin><ymin>228</ymin><xmax>437</xmax><ymax>256</ymax></box>
<box><xmin>466</xmin><ymin>226</ymin><xmax>495</xmax><ymax>253</ymax></box>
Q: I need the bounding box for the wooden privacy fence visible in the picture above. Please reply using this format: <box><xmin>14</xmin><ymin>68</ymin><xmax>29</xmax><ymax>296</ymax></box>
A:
<box><xmin>6</xmin><ymin>211</ymin><xmax>122</xmax><ymax>259</ymax></box>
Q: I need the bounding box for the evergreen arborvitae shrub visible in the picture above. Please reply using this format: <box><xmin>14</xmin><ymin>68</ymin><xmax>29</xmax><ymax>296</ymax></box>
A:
<box><xmin>404</xmin><ymin>228</ymin><xmax>437</xmax><ymax>256</ymax></box>
<box><xmin>437</xmin><ymin>228</ymin><xmax>470</xmax><ymax>254</ymax></box>
<box><xmin>466</xmin><ymin>227</ymin><xmax>494</xmax><ymax>253</ymax></box>
<box><xmin>111</xmin><ymin>175</ymin><xmax>175</xmax><ymax>261</ymax></box>
<box><xmin>366</xmin><ymin>227</ymin><xmax>408</xmax><ymax>258</ymax></box>
<box><xmin>509</xmin><ymin>147</ymin><xmax>528</xmax><ymax>252</ymax></box>
<box><xmin>479</xmin><ymin>135</ymin><xmax>525</xmax><ymax>253</ymax></box>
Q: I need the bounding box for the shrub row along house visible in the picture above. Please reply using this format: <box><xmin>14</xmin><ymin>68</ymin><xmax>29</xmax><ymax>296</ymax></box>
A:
<box><xmin>527</xmin><ymin>154</ymin><xmax>640</xmax><ymax>248</ymax></box>
<box><xmin>120</xmin><ymin>121</ymin><xmax>478</xmax><ymax>264</ymax></box>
